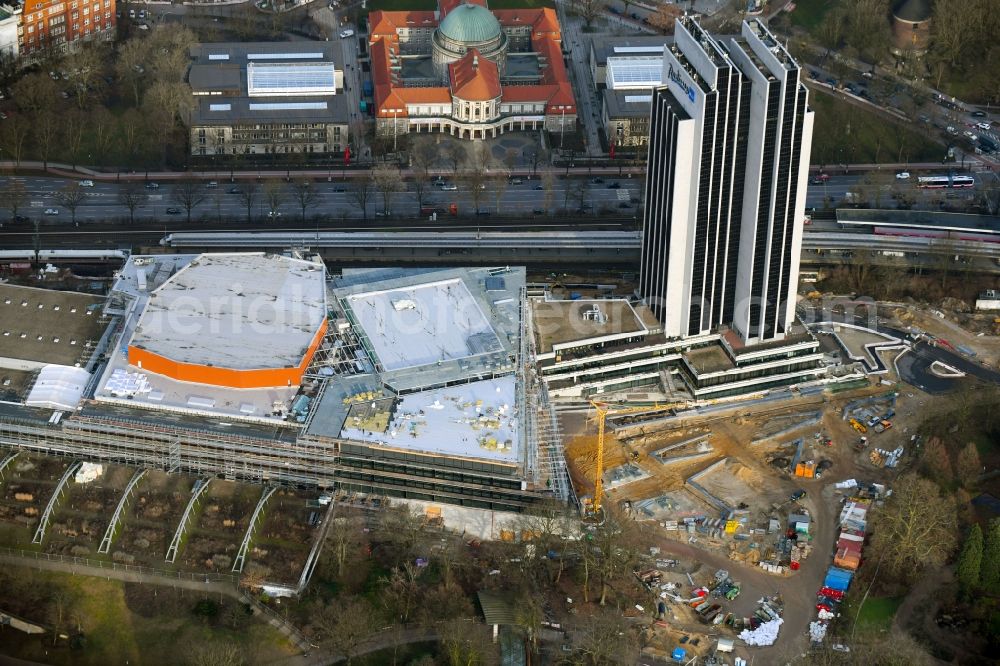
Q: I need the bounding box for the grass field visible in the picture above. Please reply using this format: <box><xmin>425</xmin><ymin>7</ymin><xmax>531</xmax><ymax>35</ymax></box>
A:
<box><xmin>809</xmin><ymin>89</ymin><xmax>945</xmax><ymax>165</ymax></box>
<box><xmin>852</xmin><ymin>596</ymin><xmax>903</xmax><ymax>632</ymax></box>
<box><xmin>0</xmin><ymin>568</ymin><xmax>295</xmax><ymax>665</ymax></box>
<box><xmin>787</xmin><ymin>0</ymin><xmax>836</xmax><ymax>31</ymax></box>
<box><xmin>366</xmin><ymin>0</ymin><xmax>553</xmax><ymax>10</ymax></box>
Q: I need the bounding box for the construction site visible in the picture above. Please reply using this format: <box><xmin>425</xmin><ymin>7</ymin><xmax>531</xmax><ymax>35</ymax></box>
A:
<box><xmin>563</xmin><ymin>377</ymin><xmax>922</xmax><ymax>574</ymax></box>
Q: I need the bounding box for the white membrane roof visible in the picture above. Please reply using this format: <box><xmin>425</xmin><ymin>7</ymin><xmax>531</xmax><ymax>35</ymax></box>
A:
<box><xmin>129</xmin><ymin>253</ymin><xmax>326</xmax><ymax>371</ymax></box>
<box><xmin>344</xmin><ymin>278</ymin><xmax>503</xmax><ymax>372</ymax></box>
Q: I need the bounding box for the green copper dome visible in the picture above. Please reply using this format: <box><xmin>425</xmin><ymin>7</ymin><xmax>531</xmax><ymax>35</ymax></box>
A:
<box><xmin>438</xmin><ymin>4</ymin><xmax>503</xmax><ymax>44</ymax></box>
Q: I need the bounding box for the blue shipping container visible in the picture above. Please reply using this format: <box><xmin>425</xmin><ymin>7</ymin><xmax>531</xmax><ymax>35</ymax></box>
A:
<box><xmin>823</xmin><ymin>567</ymin><xmax>853</xmax><ymax>592</ymax></box>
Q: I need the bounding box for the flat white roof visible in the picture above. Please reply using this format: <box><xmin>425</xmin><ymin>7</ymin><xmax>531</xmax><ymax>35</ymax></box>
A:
<box><xmin>129</xmin><ymin>253</ymin><xmax>326</xmax><ymax>371</ymax></box>
<box><xmin>345</xmin><ymin>278</ymin><xmax>503</xmax><ymax>373</ymax></box>
<box><xmin>341</xmin><ymin>376</ymin><xmax>518</xmax><ymax>462</ymax></box>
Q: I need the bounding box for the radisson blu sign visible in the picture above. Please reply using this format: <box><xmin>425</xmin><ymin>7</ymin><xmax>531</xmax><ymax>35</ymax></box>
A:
<box><xmin>667</xmin><ymin>64</ymin><xmax>696</xmax><ymax>103</ymax></box>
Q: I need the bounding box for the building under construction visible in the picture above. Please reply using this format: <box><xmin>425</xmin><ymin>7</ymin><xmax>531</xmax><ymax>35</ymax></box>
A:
<box><xmin>0</xmin><ymin>256</ymin><xmax>569</xmax><ymax>513</ymax></box>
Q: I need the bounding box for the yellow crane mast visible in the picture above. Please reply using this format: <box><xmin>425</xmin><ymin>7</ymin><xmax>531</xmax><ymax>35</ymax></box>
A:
<box><xmin>587</xmin><ymin>400</ymin><xmax>672</xmax><ymax>515</ymax></box>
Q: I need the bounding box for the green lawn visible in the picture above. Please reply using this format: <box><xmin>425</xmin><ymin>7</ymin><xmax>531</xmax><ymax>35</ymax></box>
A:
<box><xmin>787</xmin><ymin>0</ymin><xmax>837</xmax><ymax>31</ymax></box>
<box><xmin>853</xmin><ymin>596</ymin><xmax>903</xmax><ymax>632</ymax></box>
<box><xmin>366</xmin><ymin>0</ymin><xmax>552</xmax><ymax>10</ymax></box>
<box><xmin>809</xmin><ymin>89</ymin><xmax>945</xmax><ymax>165</ymax></box>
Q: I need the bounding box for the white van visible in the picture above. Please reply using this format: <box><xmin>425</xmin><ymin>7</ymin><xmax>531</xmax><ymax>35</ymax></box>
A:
<box><xmin>340</xmin><ymin>29</ymin><xmax>354</xmax><ymax>38</ymax></box>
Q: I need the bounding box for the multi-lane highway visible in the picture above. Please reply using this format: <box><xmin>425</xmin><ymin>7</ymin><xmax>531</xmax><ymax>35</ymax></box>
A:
<box><xmin>0</xmin><ymin>174</ymin><xmax>644</xmax><ymax>225</ymax></box>
<box><xmin>0</xmin><ymin>169</ymin><xmax>989</xmax><ymax>227</ymax></box>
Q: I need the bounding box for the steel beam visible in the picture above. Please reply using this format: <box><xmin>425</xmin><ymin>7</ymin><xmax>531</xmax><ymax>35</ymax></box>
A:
<box><xmin>165</xmin><ymin>478</ymin><xmax>211</xmax><ymax>563</ymax></box>
<box><xmin>97</xmin><ymin>468</ymin><xmax>147</xmax><ymax>554</ymax></box>
<box><xmin>231</xmin><ymin>485</ymin><xmax>277</xmax><ymax>573</ymax></box>
<box><xmin>32</xmin><ymin>461</ymin><xmax>82</xmax><ymax>544</ymax></box>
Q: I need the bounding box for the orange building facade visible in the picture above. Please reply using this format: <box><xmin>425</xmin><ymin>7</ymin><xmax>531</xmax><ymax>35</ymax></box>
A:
<box><xmin>18</xmin><ymin>0</ymin><xmax>116</xmax><ymax>57</ymax></box>
<box><xmin>128</xmin><ymin>318</ymin><xmax>328</xmax><ymax>390</ymax></box>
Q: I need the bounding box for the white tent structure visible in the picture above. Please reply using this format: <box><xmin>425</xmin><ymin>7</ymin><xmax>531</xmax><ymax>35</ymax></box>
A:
<box><xmin>25</xmin><ymin>365</ymin><xmax>91</xmax><ymax>411</ymax></box>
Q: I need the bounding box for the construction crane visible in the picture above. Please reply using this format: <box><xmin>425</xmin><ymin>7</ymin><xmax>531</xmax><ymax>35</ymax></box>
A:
<box><xmin>586</xmin><ymin>400</ymin><xmax>672</xmax><ymax>516</ymax></box>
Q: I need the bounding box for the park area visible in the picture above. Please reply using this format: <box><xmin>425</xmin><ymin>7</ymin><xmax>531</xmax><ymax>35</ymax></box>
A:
<box><xmin>0</xmin><ymin>565</ymin><xmax>296</xmax><ymax>665</ymax></box>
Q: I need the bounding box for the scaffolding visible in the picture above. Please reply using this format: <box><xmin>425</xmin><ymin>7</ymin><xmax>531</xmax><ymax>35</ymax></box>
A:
<box><xmin>32</xmin><ymin>460</ymin><xmax>82</xmax><ymax>544</ymax></box>
<box><xmin>520</xmin><ymin>288</ymin><xmax>572</xmax><ymax>504</ymax></box>
<box><xmin>232</xmin><ymin>486</ymin><xmax>277</xmax><ymax>573</ymax></box>
<box><xmin>0</xmin><ymin>450</ymin><xmax>21</xmax><ymax>481</ymax></box>
<box><xmin>166</xmin><ymin>478</ymin><xmax>211</xmax><ymax>563</ymax></box>
<box><xmin>98</xmin><ymin>468</ymin><xmax>148</xmax><ymax>554</ymax></box>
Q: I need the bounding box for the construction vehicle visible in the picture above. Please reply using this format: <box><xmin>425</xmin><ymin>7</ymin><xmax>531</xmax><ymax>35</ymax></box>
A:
<box><xmin>585</xmin><ymin>400</ymin><xmax>672</xmax><ymax>516</ymax></box>
<box><xmin>849</xmin><ymin>418</ymin><xmax>867</xmax><ymax>434</ymax></box>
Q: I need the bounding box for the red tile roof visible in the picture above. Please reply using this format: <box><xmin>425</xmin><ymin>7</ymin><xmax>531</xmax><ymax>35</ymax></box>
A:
<box><xmin>369</xmin><ymin>10</ymin><xmax>438</xmax><ymax>40</ymax></box>
<box><xmin>449</xmin><ymin>50</ymin><xmax>502</xmax><ymax>101</ymax></box>
<box><xmin>440</xmin><ymin>0</ymin><xmax>487</xmax><ymax>17</ymax></box>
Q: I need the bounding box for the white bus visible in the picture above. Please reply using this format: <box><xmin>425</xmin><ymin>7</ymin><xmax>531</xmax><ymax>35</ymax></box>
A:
<box><xmin>917</xmin><ymin>175</ymin><xmax>975</xmax><ymax>189</ymax></box>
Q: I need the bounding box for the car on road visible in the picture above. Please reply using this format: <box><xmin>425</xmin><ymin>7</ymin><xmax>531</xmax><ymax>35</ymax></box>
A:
<box><xmin>79</xmin><ymin>179</ymin><xmax>94</xmax><ymax>187</ymax></box>
<box><xmin>608</xmin><ymin>182</ymin><xmax>621</xmax><ymax>189</ymax></box>
<box><xmin>145</xmin><ymin>182</ymin><xmax>159</xmax><ymax>189</ymax></box>
<box><xmin>340</xmin><ymin>29</ymin><xmax>354</xmax><ymax>38</ymax></box>
<box><xmin>895</xmin><ymin>172</ymin><xmax>910</xmax><ymax>180</ymax></box>
<box><xmin>918</xmin><ymin>114</ymin><xmax>931</xmax><ymax>123</ymax></box>
<box><xmin>532</xmin><ymin>208</ymin><xmax>546</xmax><ymax>214</ymax></box>
<box><xmin>44</xmin><ymin>208</ymin><xmax>59</xmax><ymax>215</ymax></box>
<box><xmin>964</xmin><ymin>130</ymin><xmax>978</xmax><ymax>140</ymax></box>
<box><xmin>510</xmin><ymin>178</ymin><xmax>522</xmax><ymax>185</ymax></box>
<box><xmin>533</xmin><ymin>185</ymin><xmax>544</xmax><ymax>190</ymax></box>
<box><xmin>13</xmin><ymin>215</ymin><xmax>29</xmax><ymax>223</ymax></box>
<box><xmin>206</xmin><ymin>181</ymin><xmax>218</xmax><ymax>188</ymax></box>
<box><xmin>971</xmin><ymin>111</ymin><xmax>987</xmax><ymax>118</ymax></box>
<box><xmin>165</xmin><ymin>207</ymin><xmax>181</xmax><ymax>215</ymax></box>
<box><xmin>977</xmin><ymin>122</ymin><xmax>992</xmax><ymax>130</ymax></box>
<box><xmin>267</xmin><ymin>211</ymin><xmax>282</xmax><ymax>218</ymax></box>
<box><xmin>440</xmin><ymin>183</ymin><xmax>458</xmax><ymax>191</ymax></box>
<box><xmin>227</xmin><ymin>187</ymin><xmax>241</xmax><ymax>194</ymax></box>
<box><xmin>946</xmin><ymin>126</ymin><xmax>958</xmax><ymax>135</ymax></box>
<box><xmin>617</xmin><ymin>202</ymin><xmax>632</xmax><ymax>209</ymax></box>
<box><xmin>138</xmin><ymin>23</ymin><xmax>149</xmax><ymax>30</ymax></box>
<box><xmin>861</xmin><ymin>70</ymin><xmax>874</xmax><ymax>79</ymax></box>
<box><xmin>591</xmin><ymin>177</ymin><xmax>603</xmax><ymax>184</ymax></box>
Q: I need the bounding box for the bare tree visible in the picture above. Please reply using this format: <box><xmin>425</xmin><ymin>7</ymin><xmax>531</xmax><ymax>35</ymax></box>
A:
<box><xmin>115</xmin><ymin>39</ymin><xmax>147</xmax><ymax>108</ymax></box>
<box><xmin>410</xmin><ymin>142</ymin><xmax>438</xmax><ymax>213</ymax></box>
<box><xmin>350</xmin><ymin>173</ymin><xmax>375</xmax><ymax>222</ymax></box>
<box><xmin>171</xmin><ymin>181</ymin><xmax>207</xmax><ymax>224</ymax></box>
<box><xmin>647</xmin><ymin>3</ymin><xmax>683</xmax><ymax>34</ymax></box>
<box><xmin>490</xmin><ymin>169</ymin><xmax>510</xmax><ymax>215</ymax></box>
<box><xmin>439</xmin><ymin>618</ymin><xmax>499</xmax><ymax>666</ymax></box>
<box><xmin>56</xmin><ymin>183</ymin><xmax>87</xmax><ymax>226</ymax></box>
<box><xmin>444</xmin><ymin>141</ymin><xmax>466</xmax><ymax>178</ymax></box>
<box><xmin>291</xmin><ymin>180</ymin><xmax>320</xmax><ymax>222</ymax></box>
<box><xmin>540</xmin><ymin>170</ymin><xmax>556</xmax><ymax>214</ymax></box>
<box><xmin>573</xmin><ymin>607</ymin><xmax>640</xmax><ymax>665</ymax></box>
<box><xmin>868</xmin><ymin>472</ymin><xmax>958</xmax><ymax>583</ymax></box>
<box><xmin>0</xmin><ymin>180</ymin><xmax>28</xmax><ymax>222</ymax></box>
<box><xmin>35</xmin><ymin>110</ymin><xmax>60</xmax><ymax>170</ymax></box>
<box><xmin>320</xmin><ymin>513</ymin><xmax>366</xmax><ymax>579</ymax></box>
<box><xmin>185</xmin><ymin>641</ymin><xmax>246</xmax><ymax>666</ymax></box>
<box><xmin>1</xmin><ymin>114</ymin><xmax>31</xmax><ymax>166</ymax></box>
<box><xmin>237</xmin><ymin>182</ymin><xmax>259</xmax><ymax>224</ymax></box>
<box><xmin>573</xmin><ymin>0</ymin><xmax>605</xmax><ymax>28</ymax></box>
<box><xmin>312</xmin><ymin>598</ymin><xmax>377</xmax><ymax>666</ymax></box>
<box><xmin>263</xmin><ymin>180</ymin><xmax>286</xmax><ymax>219</ymax></box>
<box><xmin>372</xmin><ymin>163</ymin><xmax>402</xmax><ymax>215</ymax></box>
<box><xmin>118</xmin><ymin>182</ymin><xmax>148</xmax><ymax>224</ymax></box>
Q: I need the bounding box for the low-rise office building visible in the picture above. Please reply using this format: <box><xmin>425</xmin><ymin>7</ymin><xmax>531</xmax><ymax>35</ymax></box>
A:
<box><xmin>187</xmin><ymin>42</ymin><xmax>350</xmax><ymax>156</ymax></box>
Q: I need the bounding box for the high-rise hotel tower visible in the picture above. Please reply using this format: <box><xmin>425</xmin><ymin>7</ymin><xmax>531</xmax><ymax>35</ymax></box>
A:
<box><xmin>639</xmin><ymin>17</ymin><xmax>814</xmax><ymax>345</ymax></box>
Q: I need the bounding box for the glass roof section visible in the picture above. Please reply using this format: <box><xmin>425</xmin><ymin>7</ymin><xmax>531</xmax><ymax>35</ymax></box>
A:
<box><xmin>247</xmin><ymin>52</ymin><xmax>325</xmax><ymax>60</ymax></box>
<box><xmin>247</xmin><ymin>62</ymin><xmax>337</xmax><ymax>97</ymax></box>
<box><xmin>248</xmin><ymin>101</ymin><xmax>329</xmax><ymax>111</ymax></box>
<box><xmin>606</xmin><ymin>56</ymin><xmax>664</xmax><ymax>90</ymax></box>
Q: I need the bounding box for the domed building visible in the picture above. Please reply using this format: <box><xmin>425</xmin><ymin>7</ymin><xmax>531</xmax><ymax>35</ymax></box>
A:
<box><xmin>368</xmin><ymin>0</ymin><xmax>576</xmax><ymax>141</ymax></box>
<box><xmin>432</xmin><ymin>3</ymin><xmax>509</xmax><ymax>80</ymax></box>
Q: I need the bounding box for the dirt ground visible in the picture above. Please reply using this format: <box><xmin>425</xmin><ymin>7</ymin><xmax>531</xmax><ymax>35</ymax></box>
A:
<box><xmin>45</xmin><ymin>464</ymin><xmax>136</xmax><ymax>557</ymax></box>
<box><xmin>250</xmin><ymin>489</ymin><xmax>320</xmax><ymax>584</ymax></box>
<box><xmin>117</xmin><ymin>471</ymin><xmax>198</xmax><ymax>566</ymax></box>
<box><xmin>180</xmin><ymin>480</ymin><xmax>263</xmax><ymax>573</ymax></box>
<box><xmin>0</xmin><ymin>454</ymin><xmax>71</xmax><ymax>538</ymax></box>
